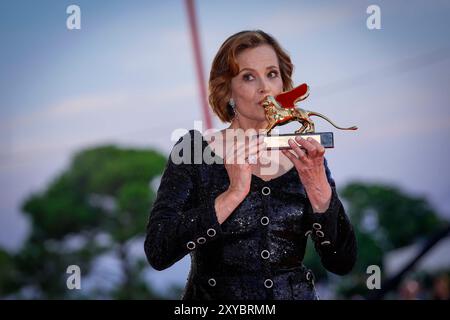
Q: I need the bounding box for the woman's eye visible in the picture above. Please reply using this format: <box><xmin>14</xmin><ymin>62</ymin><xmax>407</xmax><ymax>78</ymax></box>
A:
<box><xmin>243</xmin><ymin>73</ymin><xmax>255</xmax><ymax>81</ymax></box>
<box><xmin>268</xmin><ymin>70</ymin><xmax>279</xmax><ymax>78</ymax></box>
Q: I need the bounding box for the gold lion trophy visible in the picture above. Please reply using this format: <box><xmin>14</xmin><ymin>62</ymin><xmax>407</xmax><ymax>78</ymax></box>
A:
<box><xmin>260</xmin><ymin>83</ymin><xmax>358</xmax><ymax>149</ymax></box>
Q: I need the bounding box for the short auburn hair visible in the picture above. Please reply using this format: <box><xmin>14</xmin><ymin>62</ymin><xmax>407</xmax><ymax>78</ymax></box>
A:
<box><xmin>208</xmin><ymin>30</ymin><xmax>294</xmax><ymax>123</ymax></box>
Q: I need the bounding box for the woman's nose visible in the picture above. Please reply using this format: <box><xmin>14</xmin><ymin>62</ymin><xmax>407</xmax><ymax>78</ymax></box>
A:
<box><xmin>258</xmin><ymin>78</ymin><xmax>270</xmax><ymax>94</ymax></box>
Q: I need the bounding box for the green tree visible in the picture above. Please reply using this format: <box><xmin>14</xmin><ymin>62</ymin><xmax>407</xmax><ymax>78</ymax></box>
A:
<box><xmin>343</xmin><ymin>182</ymin><xmax>443</xmax><ymax>297</ymax></box>
<box><xmin>342</xmin><ymin>182</ymin><xmax>442</xmax><ymax>250</ymax></box>
<box><xmin>304</xmin><ymin>182</ymin><xmax>444</xmax><ymax>298</ymax></box>
<box><xmin>1</xmin><ymin>145</ymin><xmax>167</xmax><ymax>299</ymax></box>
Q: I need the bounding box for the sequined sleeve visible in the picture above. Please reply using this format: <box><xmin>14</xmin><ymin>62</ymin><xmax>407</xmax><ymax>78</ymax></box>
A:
<box><xmin>304</xmin><ymin>158</ymin><xmax>357</xmax><ymax>275</ymax></box>
<box><xmin>144</xmin><ymin>131</ymin><xmax>222</xmax><ymax>271</ymax></box>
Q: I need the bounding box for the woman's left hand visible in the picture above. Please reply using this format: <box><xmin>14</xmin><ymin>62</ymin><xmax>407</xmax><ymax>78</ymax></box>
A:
<box><xmin>282</xmin><ymin>136</ymin><xmax>332</xmax><ymax>213</ymax></box>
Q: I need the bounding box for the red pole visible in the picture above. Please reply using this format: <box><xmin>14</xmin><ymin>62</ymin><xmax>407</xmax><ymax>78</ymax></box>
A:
<box><xmin>185</xmin><ymin>0</ymin><xmax>213</xmax><ymax>130</ymax></box>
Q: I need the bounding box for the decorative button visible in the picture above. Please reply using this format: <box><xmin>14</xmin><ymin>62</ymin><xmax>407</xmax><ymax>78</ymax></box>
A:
<box><xmin>261</xmin><ymin>186</ymin><xmax>271</xmax><ymax>196</ymax></box>
<box><xmin>304</xmin><ymin>230</ymin><xmax>312</xmax><ymax>237</ymax></box>
<box><xmin>207</xmin><ymin>228</ymin><xmax>216</xmax><ymax>237</ymax></box>
<box><xmin>208</xmin><ymin>278</ymin><xmax>216</xmax><ymax>287</ymax></box>
<box><xmin>321</xmin><ymin>240</ymin><xmax>331</xmax><ymax>246</ymax></box>
<box><xmin>197</xmin><ymin>237</ymin><xmax>206</xmax><ymax>244</ymax></box>
<box><xmin>261</xmin><ymin>250</ymin><xmax>270</xmax><ymax>259</ymax></box>
<box><xmin>312</xmin><ymin>223</ymin><xmax>322</xmax><ymax>230</ymax></box>
<box><xmin>315</xmin><ymin>230</ymin><xmax>324</xmax><ymax>238</ymax></box>
<box><xmin>264</xmin><ymin>279</ymin><xmax>273</xmax><ymax>288</ymax></box>
<box><xmin>260</xmin><ymin>216</ymin><xmax>270</xmax><ymax>225</ymax></box>
<box><xmin>186</xmin><ymin>241</ymin><xmax>196</xmax><ymax>250</ymax></box>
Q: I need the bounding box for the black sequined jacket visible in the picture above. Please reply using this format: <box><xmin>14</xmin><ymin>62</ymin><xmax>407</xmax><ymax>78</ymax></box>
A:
<box><xmin>144</xmin><ymin>130</ymin><xmax>357</xmax><ymax>300</ymax></box>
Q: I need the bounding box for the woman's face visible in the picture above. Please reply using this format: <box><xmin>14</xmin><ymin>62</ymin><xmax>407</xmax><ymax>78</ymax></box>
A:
<box><xmin>230</xmin><ymin>44</ymin><xmax>284</xmax><ymax>122</ymax></box>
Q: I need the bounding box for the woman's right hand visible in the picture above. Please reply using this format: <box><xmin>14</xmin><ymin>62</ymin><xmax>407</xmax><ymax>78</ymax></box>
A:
<box><xmin>224</xmin><ymin>135</ymin><xmax>265</xmax><ymax>199</ymax></box>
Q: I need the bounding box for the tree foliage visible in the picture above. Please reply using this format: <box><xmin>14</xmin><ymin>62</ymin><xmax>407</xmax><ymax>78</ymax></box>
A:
<box><xmin>304</xmin><ymin>182</ymin><xmax>444</xmax><ymax>298</ymax></box>
<box><xmin>1</xmin><ymin>145</ymin><xmax>167</xmax><ymax>299</ymax></box>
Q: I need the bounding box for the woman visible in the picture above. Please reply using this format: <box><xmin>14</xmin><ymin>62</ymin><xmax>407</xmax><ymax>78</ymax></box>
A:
<box><xmin>144</xmin><ymin>30</ymin><xmax>357</xmax><ymax>300</ymax></box>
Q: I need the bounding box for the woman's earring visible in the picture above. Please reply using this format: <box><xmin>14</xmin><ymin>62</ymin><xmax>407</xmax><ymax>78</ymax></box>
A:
<box><xmin>229</xmin><ymin>98</ymin><xmax>237</xmax><ymax>119</ymax></box>
<box><xmin>229</xmin><ymin>98</ymin><xmax>235</xmax><ymax>108</ymax></box>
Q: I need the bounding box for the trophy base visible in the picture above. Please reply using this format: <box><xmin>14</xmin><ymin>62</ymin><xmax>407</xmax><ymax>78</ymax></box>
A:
<box><xmin>262</xmin><ymin>132</ymin><xmax>334</xmax><ymax>150</ymax></box>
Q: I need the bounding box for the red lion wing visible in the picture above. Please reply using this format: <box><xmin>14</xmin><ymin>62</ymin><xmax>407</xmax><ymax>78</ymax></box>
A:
<box><xmin>274</xmin><ymin>83</ymin><xmax>310</xmax><ymax>109</ymax></box>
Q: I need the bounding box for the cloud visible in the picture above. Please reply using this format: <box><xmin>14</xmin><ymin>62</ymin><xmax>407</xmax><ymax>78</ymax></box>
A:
<box><xmin>0</xmin><ymin>83</ymin><xmax>199</xmax><ymax>171</ymax></box>
<box><xmin>259</xmin><ymin>3</ymin><xmax>355</xmax><ymax>37</ymax></box>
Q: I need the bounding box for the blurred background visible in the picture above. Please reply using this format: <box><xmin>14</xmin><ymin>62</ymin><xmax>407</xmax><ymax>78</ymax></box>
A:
<box><xmin>1</xmin><ymin>0</ymin><xmax>449</xmax><ymax>299</ymax></box>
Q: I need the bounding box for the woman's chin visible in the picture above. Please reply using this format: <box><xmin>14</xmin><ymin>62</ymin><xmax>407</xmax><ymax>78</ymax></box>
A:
<box><xmin>247</xmin><ymin>116</ymin><xmax>267</xmax><ymax>124</ymax></box>
<box><xmin>238</xmin><ymin>111</ymin><xmax>267</xmax><ymax>126</ymax></box>
<box><xmin>252</xmin><ymin>111</ymin><xmax>268</xmax><ymax>121</ymax></box>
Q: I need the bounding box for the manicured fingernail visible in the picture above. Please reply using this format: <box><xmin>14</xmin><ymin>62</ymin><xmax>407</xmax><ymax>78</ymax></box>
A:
<box><xmin>307</xmin><ymin>137</ymin><xmax>313</xmax><ymax>142</ymax></box>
